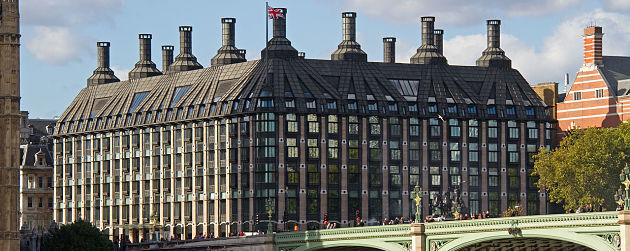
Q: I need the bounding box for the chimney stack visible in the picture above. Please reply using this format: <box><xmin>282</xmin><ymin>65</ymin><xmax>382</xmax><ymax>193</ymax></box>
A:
<box><xmin>168</xmin><ymin>26</ymin><xmax>203</xmax><ymax>73</ymax></box>
<box><xmin>211</xmin><ymin>18</ymin><xmax>246</xmax><ymax>66</ymax></box>
<box><xmin>383</xmin><ymin>37</ymin><xmax>396</xmax><ymax>63</ymax></box>
<box><xmin>583</xmin><ymin>26</ymin><xmax>603</xmax><ymax>66</ymax></box>
<box><xmin>433</xmin><ymin>29</ymin><xmax>444</xmax><ymax>55</ymax></box>
<box><xmin>162</xmin><ymin>45</ymin><xmax>174</xmax><ymax>73</ymax></box>
<box><xmin>331</xmin><ymin>12</ymin><xmax>367</xmax><ymax>61</ymax></box>
<box><xmin>261</xmin><ymin>8</ymin><xmax>298</xmax><ymax>59</ymax></box>
<box><xmin>87</xmin><ymin>42</ymin><xmax>119</xmax><ymax>86</ymax></box>
<box><xmin>129</xmin><ymin>34</ymin><xmax>161</xmax><ymax>80</ymax></box>
<box><xmin>410</xmin><ymin>17</ymin><xmax>446</xmax><ymax>64</ymax></box>
<box><xmin>298</xmin><ymin>52</ymin><xmax>305</xmax><ymax>59</ymax></box>
<box><xmin>476</xmin><ymin>20</ymin><xmax>511</xmax><ymax>68</ymax></box>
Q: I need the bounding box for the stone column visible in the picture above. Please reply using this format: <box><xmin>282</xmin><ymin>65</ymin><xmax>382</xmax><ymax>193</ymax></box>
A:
<box><xmin>410</xmin><ymin>223</ymin><xmax>426</xmax><ymax>251</ymax></box>
<box><xmin>619</xmin><ymin>210</ymin><xmax>630</xmax><ymax>251</ymax></box>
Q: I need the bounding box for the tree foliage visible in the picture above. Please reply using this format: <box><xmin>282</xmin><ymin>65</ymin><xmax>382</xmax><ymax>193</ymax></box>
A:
<box><xmin>533</xmin><ymin>123</ymin><xmax>630</xmax><ymax>211</ymax></box>
<box><xmin>43</xmin><ymin>219</ymin><xmax>112</xmax><ymax>251</ymax></box>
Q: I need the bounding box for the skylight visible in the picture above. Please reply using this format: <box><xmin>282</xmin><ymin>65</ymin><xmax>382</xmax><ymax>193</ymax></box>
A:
<box><xmin>170</xmin><ymin>86</ymin><xmax>191</xmax><ymax>108</ymax></box>
<box><xmin>129</xmin><ymin>92</ymin><xmax>150</xmax><ymax>112</ymax></box>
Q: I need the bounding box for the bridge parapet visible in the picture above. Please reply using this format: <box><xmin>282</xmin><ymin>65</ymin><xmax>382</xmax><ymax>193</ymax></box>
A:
<box><xmin>425</xmin><ymin>211</ymin><xmax>618</xmax><ymax>236</ymax></box>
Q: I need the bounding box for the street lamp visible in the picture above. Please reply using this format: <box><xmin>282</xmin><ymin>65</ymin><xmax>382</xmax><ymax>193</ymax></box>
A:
<box><xmin>265</xmin><ymin>198</ymin><xmax>274</xmax><ymax>234</ymax></box>
<box><xmin>150</xmin><ymin>210</ymin><xmax>160</xmax><ymax>241</ymax></box>
<box><xmin>410</xmin><ymin>183</ymin><xmax>422</xmax><ymax>223</ymax></box>
<box><xmin>619</xmin><ymin>165</ymin><xmax>630</xmax><ymax>210</ymax></box>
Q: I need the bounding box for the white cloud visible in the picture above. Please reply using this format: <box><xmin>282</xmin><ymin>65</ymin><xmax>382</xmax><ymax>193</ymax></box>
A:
<box><xmin>25</xmin><ymin>26</ymin><xmax>87</xmax><ymax>65</ymax></box>
<box><xmin>344</xmin><ymin>0</ymin><xmax>583</xmax><ymax>25</ymax></box>
<box><xmin>22</xmin><ymin>0</ymin><xmax>123</xmax><ymax>66</ymax></box>
<box><xmin>111</xmin><ymin>66</ymin><xmax>129</xmax><ymax>81</ymax></box>
<box><xmin>602</xmin><ymin>0</ymin><xmax>630</xmax><ymax>11</ymax></box>
<box><xmin>21</xmin><ymin>0</ymin><xmax>123</xmax><ymax>26</ymax></box>
<box><xmin>440</xmin><ymin>9</ymin><xmax>630</xmax><ymax>86</ymax></box>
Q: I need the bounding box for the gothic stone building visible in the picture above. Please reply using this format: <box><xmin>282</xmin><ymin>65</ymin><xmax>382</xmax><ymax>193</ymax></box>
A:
<box><xmin>52</xmin><ymin>10</ymin><xmax>553</xmax><ymax>241</ymax></box>
<box><xmin>0</xmin><ymin>0</ymin><xmax>21</xmax><ymax>249</ymax></box>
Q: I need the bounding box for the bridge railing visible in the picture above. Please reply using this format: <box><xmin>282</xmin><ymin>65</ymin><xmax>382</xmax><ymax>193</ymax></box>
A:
<box><xmin>275</xmin><ymin>211</ymin><xmax>619</xmax><ymax>244</ymax></box>
<box><xmin>275</xmin><ymin>224</ymin><xmax>411</xmax><ymax>243</ymax></box>
<box><xmin>424</xmin><ymin>211</ymin><xmax>618</xmax><ymax>235</ymax></box>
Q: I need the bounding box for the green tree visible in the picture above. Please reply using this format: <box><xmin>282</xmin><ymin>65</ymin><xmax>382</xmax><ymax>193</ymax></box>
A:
<box><xmin>533</xmin><ymin>123</ymin><xmax>630</xmax><ymax>211</ymax></box>
<box><xmin>43</xmin><ymin>219</ymin><xmax>112</xmax><ymax>251</ymax></box>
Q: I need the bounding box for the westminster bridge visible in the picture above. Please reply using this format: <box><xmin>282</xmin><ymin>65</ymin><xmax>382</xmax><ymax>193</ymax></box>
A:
<box><xmin>129</xmin><ymin>211</ymin><xmax>630</xmax><ymax>250</ymax></box>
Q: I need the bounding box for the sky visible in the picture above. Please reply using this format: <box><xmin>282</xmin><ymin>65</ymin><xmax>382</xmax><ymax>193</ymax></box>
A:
<box><xmin>19</xmin><ymin>0</ymin><xmax>630</xmax><ymax>118</ymax></box>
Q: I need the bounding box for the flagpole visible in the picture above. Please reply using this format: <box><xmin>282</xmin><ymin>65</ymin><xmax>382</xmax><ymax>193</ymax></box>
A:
<box><xmin>265</xmin><ymin>1</ymin><xmax>269</xmax><ymax>63</ymax></box>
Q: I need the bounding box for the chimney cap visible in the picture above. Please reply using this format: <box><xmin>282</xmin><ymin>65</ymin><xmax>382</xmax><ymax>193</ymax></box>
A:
<box><xmin>97</xmin><ymin>41</ymin><xmax>110</xmax><ymax>47</ymax></box>
<box><xmin>162</xmin><ymin>45</ymin><xmax>174</xmax><ymax>50</ymax></box>
<box><xmin>222</xmin><ymin>17</ymin><xmax>235</xmax><ymax>23</ymax></box>
<box><xmin>342</xmin><ymin>12</ymin><xmax>356</xmax><ymax>17</ymax></box>
<box><xmin>421</xmin><ymin>16</ymin><xmax>435</xmax><ymax>22</ymax></box>
<box><xmin>487</xmin><ymin>19</ymin><xmax>501</xmax><ymax>25</ymax></box>
<box><xmin>383</xmin><ymin>37</ymin><xmax>396</xmax><ymax>42</ymax></box>
<box><xmin>584</xmin><ymin>26</ymin><xmax>602</xmax><ymax>35</ymax></box>
<box><xmin>179</xmin><ymin>26</ymin><xmax>192</xmax><ymax>32</ymax></box>
<box><xmin>433</xmin><ymin>29</ymin><xmax>443</xmax><ymax>35</ymax></box>
<box><xmin>139</xmin><ymin>34</ymin><xmax>152</xmax><ymax>39</ymax></box>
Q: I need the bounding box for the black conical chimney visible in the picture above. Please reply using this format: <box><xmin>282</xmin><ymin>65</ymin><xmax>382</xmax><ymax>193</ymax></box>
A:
<box><xmin>87</xmin><ymin>42</ymin><xmax>119</xmax><ymax>86</ymax></box>
<box><xmin>261</xmin><ymin>8</ymin><xmax>298</xmax><ymax>59</ymax></box>
<box><xmin>410</xmin><ymin>16</ymin><xmax>447</xmax><ymax>64</ymax></box>
<box><xmin>211</xmin><ymin>18</ymin><xmax>246</xmax><ymax>66</ymax></box>
<box><xmin>129</xmin><ymin>34</ymin><xmax>161</xmax><ymax>79</ymax></box>
<box><xmin>476</xmin><ymin>20</ymin><xmax>511</xmax><ymax>68</ymax></box>
<box><xmin>168</xmin><ymin>26</ymin><xmax>203</xmax><ymax>73</ymax></box>
<box><xmin>331</xmin><ymin>12</ymin><xmax>367</xmax><ymax>62</ymax></box>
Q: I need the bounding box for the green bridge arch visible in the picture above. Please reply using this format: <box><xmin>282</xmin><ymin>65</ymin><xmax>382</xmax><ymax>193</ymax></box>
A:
<box><xmin>275</xmin><ymin>212</ymin><xmax>621</xmax><ymax>251</ymax></box>
<box><xmin>438</xmin><ymin>229</ymin><xmax>618</xmax><ymax>251</ymax></box>
<box><xmin>291</xmin><ymin>239</ymin><xmax>407</xmax><ymax>251</ymax></box>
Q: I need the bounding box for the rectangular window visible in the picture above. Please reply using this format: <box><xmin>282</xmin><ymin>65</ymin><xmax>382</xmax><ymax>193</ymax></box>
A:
<box><xmin>468</xmin><ymin>143</ymin><xmax>479</xmax><ymax>162</ymax></box>
<box><xmin>429</xmin><ymin>142</ymin><xmax>440</xmax><ymax>162</ymax></box>
<box><xmin>368</xmin><ymin>103</ymin><xmax>378</xmax><ymax>111</ymax></box>
<box><xmin>430</xmin><ymin>166</ymin><xmax>441</xmax><ymax>186</ymax></box>
<box><xmin>573</xmin><ymin>91</ymin><xmax>582</xmax><ymax>100</ymax></box>
<box><xmin>487</xmin><ymin>106</ymin><xmax>496</xmax><ymax>114</ymax></box>
<box><xmin>285</xmin><ymin>100</ymin><xmax>295</xmax><ymax>108</ymax></box>
<box><xmin>349</xmin><ymin>140</ymin><xmax>359</xmax><ymax>159</ymax></box>
<box><xmin>596</xmin><ymin>89</ymin><xmax>604</xmax><ymax>98</ymax></box>
<box><xmin>428</xmin><ymin>104</ymin><xmax>437</xmax><ymax>113</ymax></box>
<box><xmin>307</xmin><ymin>164</ymin><xmax>320</xmax><ymax>185</ymax></box>
<box><xmin>488</xmin><ymin>143</ymin><xmax>498</xmax><ymax>163</ymax></box>
<box><xmin>306</xmin><ymin>101</ymin><xmax>316</xmax><ymax>109</ymax></box>
<box><xmin>307</xmin><ymin>139</ymin><xmax>319</xmax><ymax>159</ymax></box>
<box><xmin>449</xmin><ymin>142</ymin><xmax>460</xmax><ymax>162</ymax></box>
<box><xmin>287</xmin><ymin>138</ymin><xmax>298</xmax><ymax>158</ymax></box>
<box><xmin>348</xmin><ymin>102</ymin><xmax>357</xmax><ymax>110</ymax></box>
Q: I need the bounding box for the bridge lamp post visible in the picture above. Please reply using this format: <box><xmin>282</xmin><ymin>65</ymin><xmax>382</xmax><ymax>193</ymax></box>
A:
<box><xmin>150</xmin><ymin>211</ymin><xmax>159</xmax><ymax>241</ymax></box>
<box><xmin>410</xmin><ymin>183</ymin><xmax>422</xmax><ymax>223</ymax></box>
<box><xmin>266</xmin><ymin>198</ymin><xmax>274</xmax><ymax>234</ymax></box>
<box><xmin>619</xmin><ymin>165</ymin><xmax>630</xmax><ymax>210</ymax></box>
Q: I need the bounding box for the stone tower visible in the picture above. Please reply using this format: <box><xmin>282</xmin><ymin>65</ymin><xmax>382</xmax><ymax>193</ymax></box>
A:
<box><xmin>0</xmin><ymin>0</ymin><xmax>20</xmax><ymax>250</ymax></box>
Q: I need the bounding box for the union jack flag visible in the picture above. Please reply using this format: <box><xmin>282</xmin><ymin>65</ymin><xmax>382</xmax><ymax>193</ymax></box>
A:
<box><xmin>267</xmin><ymin>6</ymin><xmax>284</xmax><ymax>19</ymax></box>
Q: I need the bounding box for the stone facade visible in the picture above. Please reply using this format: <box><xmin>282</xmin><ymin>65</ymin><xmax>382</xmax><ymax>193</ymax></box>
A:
<box><xmin>19</xmin><ymin>145</ymin><xmax>54</xmax><ymax>230</ymax></box>
<box><xmin>0</xmin><ymin>0</ymin><xmax>21</xmax><ymax>249</ymax></box>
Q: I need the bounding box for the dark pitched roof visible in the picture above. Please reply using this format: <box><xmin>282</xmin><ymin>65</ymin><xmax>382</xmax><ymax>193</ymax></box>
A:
<box><xmin>54</xmin><ymin>57</ymin><xmax>550</xmax><ymax>136</ymax></box>
<box><xmin>601</xmin><ymin>56</ymin><xmax>630</xmax><ymax>96</ymax></box>
<box><xmin>20</xmin><ymin>144</ymin><xmax>53</xmax><ymax>167</ymax></box>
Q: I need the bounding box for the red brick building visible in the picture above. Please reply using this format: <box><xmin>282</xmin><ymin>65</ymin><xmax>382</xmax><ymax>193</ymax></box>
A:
<box><xmin>557</xmin><ymin>26</ymin><xmax>630</xmax><ymax>135</ymax></box>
